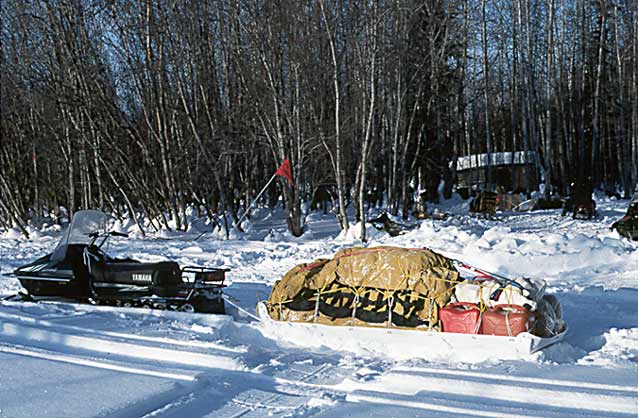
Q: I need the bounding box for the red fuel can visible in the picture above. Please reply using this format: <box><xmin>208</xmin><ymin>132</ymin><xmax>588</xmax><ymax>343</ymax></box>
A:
<box><xmin>440</xmin><ymin>302</ymin><xmax>481</xmax><ymax>334</ymax></box>
<box><xmin>481</xmin><ymin>304</ymin><xmax>533</xmax><ymax>336</ymax></box>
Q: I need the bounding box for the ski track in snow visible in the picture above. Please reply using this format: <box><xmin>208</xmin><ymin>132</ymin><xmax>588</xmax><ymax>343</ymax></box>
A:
<box><xmin>1</xmin><ymin>200</ymin><xmax>637</xmax><ymax>417</ymax></box>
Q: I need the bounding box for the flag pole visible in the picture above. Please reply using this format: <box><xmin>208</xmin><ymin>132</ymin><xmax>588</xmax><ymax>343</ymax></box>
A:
<box><xmin>195</xmin><ymin>158</ymin><xmax>291</xmax><ymax>240</ymax></box>
<box><xmin>236</xmin><ymin>172</ymin><xmax>277</xmax><ymax>227</ymax></box>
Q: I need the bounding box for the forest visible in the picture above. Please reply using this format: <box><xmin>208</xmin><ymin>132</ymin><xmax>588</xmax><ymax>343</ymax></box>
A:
<box><xmin>1</xmin><ymin>0</ymin><xmax>637</xmax><ymax>239</ymax></box>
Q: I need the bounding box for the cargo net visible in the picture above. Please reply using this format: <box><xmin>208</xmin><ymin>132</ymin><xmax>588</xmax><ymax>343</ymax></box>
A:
<box><xmin>265</xmin><ymin>247</ymin><xmax>461</xmax><ymax>330</ymax></box>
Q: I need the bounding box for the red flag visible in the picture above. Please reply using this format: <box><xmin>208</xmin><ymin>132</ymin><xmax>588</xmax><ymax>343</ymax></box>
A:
<box><xmin>274</xmin><ymin>158</ymin><xmax>295</xmax><ymax>186</ymax></box>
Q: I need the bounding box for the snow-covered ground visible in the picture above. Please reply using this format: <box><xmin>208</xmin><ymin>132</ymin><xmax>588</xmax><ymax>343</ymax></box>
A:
<box><xmin>1</xmin><ymin>199</ymin><xmax>637</xmax><ymax>417</ymax></box>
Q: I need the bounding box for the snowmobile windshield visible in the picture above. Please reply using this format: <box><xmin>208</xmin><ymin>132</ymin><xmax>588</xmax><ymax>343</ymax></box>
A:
<box><xmin>51</xmin><ymin>210</ymin><xmax>109</xmax><ymax>261</ymax></box>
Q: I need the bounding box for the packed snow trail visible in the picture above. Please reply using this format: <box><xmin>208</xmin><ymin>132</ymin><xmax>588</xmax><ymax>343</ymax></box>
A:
<box><xmin>1</xmin><ymin>201</ymin><xmax>637</xmax><ymax>417</ymax></box>
<box><xmin>3</xmin><ymin>298</ymin><xmax>632</xmax><ymax>418</ymax></box>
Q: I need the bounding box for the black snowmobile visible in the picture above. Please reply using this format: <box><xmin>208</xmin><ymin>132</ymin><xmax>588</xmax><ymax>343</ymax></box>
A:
<box><xmin>10</xmin><ymin>210</ymin><xmax>227</xmax><ymax>313</ymax></box>
<box><xmin>611</xmin><ymin>194</ymin><xmax>638</xmax><ymax>241</ymax></box>
<box><xmin>562</xmin><ymin>181</ymin><xmax>596</xmax><ymax>220</ymax></box>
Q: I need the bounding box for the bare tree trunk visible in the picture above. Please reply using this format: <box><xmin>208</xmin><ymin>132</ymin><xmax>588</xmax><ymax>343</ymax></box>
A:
<box><xmin>613</xmin><ymin>3</ymin><xmax>630</xmax><ymax>197</ymax></box>
<box><xmin>517</xmin><ymin>0</ymin><xmax>531</xmax><ymax>194</ymax></box>
<box><xmin>591</xmin><ymin>0</ymin><xmax>607</xmax><ymax>186</ymax></box>
<box><xmin>0</xmin><ymin>175</ymin><xmax>30</xmax><ymax>238</ymax></box>
<box><xmin>510</xmin><ymin>0</ymin><xmax>519</xmax><ymax>191</ymax></box>
<box><xmin>31</xmin><ymin>141</ymin><xmax>39</xmax><ymax>216</ymax></box>
<box><xmin>544</xmin><ymin>0</ymin><xmax>555</xmax><ymax>197</ymax></box>
<box><xmin>555</xmin><ymin>0</ymin><xmax>569</xmax><ymax>193</ymax></box>
<box><xmin>359</xmin><ymin>1</ymin><xmax>379</xmax><ymax>243</ymax></box>
<box><xmin>481</xmin><ymin>0</ymin><xmax>493</xmax><ymax>190</ymax></box>
<box><xmin>320</xmin><ymin>0</ymin><xmax>349</xmax><ymax>231</ymax></box>
<box><xmin>632</xmin><ymin>3</ymin><xmax>638</xmax><ymax>189</ymax></box>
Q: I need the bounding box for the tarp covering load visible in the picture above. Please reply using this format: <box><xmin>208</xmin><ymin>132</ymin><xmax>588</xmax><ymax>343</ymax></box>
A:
<box><xmin>266</xmin><ymin>247</ymin><xmax>460</xmax><ymax>329</ymax></box>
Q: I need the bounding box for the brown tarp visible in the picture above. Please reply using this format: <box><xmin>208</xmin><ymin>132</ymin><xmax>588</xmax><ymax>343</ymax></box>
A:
<box><xmin>266</xmin><ymin>246</ymin><xmax>460</xmax><ymax>330</ymax></box>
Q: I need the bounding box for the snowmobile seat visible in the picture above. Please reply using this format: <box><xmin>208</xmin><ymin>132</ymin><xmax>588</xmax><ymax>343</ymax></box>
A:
<box><xmin>90</xmin><ymin>258</ymin><xmax>182</xmax><ymax>288</ymax></box>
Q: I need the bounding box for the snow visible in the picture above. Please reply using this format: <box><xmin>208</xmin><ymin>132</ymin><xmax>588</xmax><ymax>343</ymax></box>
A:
<box><xmin>1</xmin><ymin>199</ymin><xmax>637</xmax><ymax>417</ymax></box>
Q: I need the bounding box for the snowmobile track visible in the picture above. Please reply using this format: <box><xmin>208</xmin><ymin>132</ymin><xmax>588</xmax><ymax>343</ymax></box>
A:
<box><xmin>0</xmin><ymin>310</ymin><xmax>246</xmax><ymax>354</ymax></box>
<box><xmin>136</xmin><ymin>362</ymin><xmax>342</xmax><ymax>417</ymax></box>
<box><xmin>352</xmin><ymin>368</ymin><xmax>638</xmax><ymax>416</ymax></box>
<box><xmin>0</xmin><ymin>315</ymin><xmax>244</xmax><ymax>371</ymax></box>
<box><xmin>0</xmin><ymin>343</ymin><xmax>199</xmax><ymax>382</ymax></box>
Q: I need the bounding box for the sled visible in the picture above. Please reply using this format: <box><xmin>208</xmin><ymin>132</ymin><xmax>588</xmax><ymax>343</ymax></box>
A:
<box><xmin>256</xmin><ymin>302</ymin><xmax>567</xmax><ymax>361</ymax></box>
<box><xmin>258</xmin><ymin>246</ymin><xmax>567</xmax><ymax>361</ymax></box>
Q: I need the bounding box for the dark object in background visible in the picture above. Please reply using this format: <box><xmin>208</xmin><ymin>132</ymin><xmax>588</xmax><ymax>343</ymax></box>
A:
<box><xmin>413</xmin><ymin>192</ymin><xmax>428</xmax><ymax>220</ymax></box>
<box><xmin>611</xmin><ymin>196</ymin><xmax>638</xmax><ymax>240</ymax></box>
<box><xmin>562</xmin><ymin>182</ymin><xmax>596</xmax><ymax>219</ymax></box>
<box><xmin>456</xmin><ymin>187</ymin><xmax>471</xmax><ymax>200</ymax></box>
<box><xmin>470</xmin><ymin>191</ymin><xmax>497</xmax><ymax>215</ymax></box>
<box><xmin>534</xmin><ymin>197</ymin><xmax>564</xmax><ymax>210</ymax></box>
<box><xmin>605</xmin><ymin>189</ymin><xmax>622</xmax><ymax>200</ymax></box>
<box><xmin>369</xmin><ymin>212</ymin><xmax>417</xmax><ymax>237</ymax></box>
<box><xmin>512</xmin><ymin>196</ymin><xmax>563</xmax><ymax>212</ymax></box>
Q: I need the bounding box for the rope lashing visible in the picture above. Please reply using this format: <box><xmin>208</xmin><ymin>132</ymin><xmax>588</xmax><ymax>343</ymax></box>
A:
<box><xmin>387</xmin><ymin>296</ymin><xmax>395</xmax><ymax>328</ymax></box>
<box><xmin>505</xmin><ymin>308</ymin><xmax>513</xmax><ymax>336</ymax></box>
<box><xmin>427</xmin><ymin>298</ymin><xmax>434</xmax><ymax>330</ymax></box>
<box><xmin>351</xmin><ymin>293</ymin><xmax>360</xmax><ymax>325</ymax></box>
<box><xmin>473</xmin><ymin>309</ymin><xmax>483</xmax><ymax>334</ymax></box>
<box><xmin>313</xmin><ymin>288</ymin><xmax>321</xmax><ymax>323</ymax></box>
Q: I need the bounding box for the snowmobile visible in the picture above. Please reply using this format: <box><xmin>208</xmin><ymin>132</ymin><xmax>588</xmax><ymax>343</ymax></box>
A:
<box><xmin>10</xmin><ymin>210</ymin><xmax>227</xmax><ymax>313</ymax></box>
<box><xmin>611</xmin><ymin>195</ymin><xmax>638</xmax><ymax>240</ymax></box>
<box><xmin>562</xmin><ymin>181</ymin><xmax>596</xmax><ymax>219</ymax></box>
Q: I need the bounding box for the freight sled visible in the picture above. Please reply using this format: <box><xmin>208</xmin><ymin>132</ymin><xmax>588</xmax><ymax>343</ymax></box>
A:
<box><xmin>258</xmin><ymin>246</ymin><xmax>566</xmax><ymax>360</ymax></box>
<box><xmin>8</xmin><ymin>210</ymin><xmax>227</xmax><ymax>313</ymax></box>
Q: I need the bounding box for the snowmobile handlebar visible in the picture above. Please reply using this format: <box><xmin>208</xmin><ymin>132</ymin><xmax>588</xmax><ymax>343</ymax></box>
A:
<box><xmin>86</xmin><ymin>231</ymin><xmax>129</xmax><ymax>250</ymax></box>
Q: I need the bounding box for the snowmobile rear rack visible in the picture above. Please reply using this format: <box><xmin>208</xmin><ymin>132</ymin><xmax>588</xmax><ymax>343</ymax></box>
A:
<box><xmin>181</xmin><ymin>266</ymin><xmax>229</xmax><ymax>285</ymax></box>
